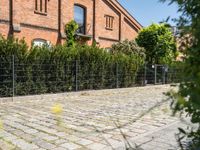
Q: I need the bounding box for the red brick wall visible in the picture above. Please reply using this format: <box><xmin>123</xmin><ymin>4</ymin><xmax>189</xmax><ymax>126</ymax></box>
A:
<box><xmin>95</xmin><ymin>0</ymin><xmax>142</xmax><ymax>47</ymax></box>
<box><xmin>98</xmin><ymin>39</ymin><xmax>118</xmax><ymax>48</ymax></box>
<box><xmin>0</xmin><ymin>24</ymin><xmax>9</xmax><ymax>37</ymax></box>
<box><xmin>1</xmin><ymin>0</ymin><xmax>9</xmax><ymax>20</ymax></box>
<box><xmin>61</xmin><ymin>0</ymin><xmax>74</xmax><ymax>33</ymax></box>
<box><xmin>14</xmin><ymin>27</ymin><xmax>58</xmax><ymax>46</ymax></box>
<box><xmin>13</xmin><ymin>0</ymin><xmax>58</xmax><ymax>29</ymax></box>
<box><xmin>0</xmin><ymin>0</ymin><xmax>142</xmax><ymax>47</ymax></box>
<box><xmin>0</xmin><ymin>0</ymin><xmax>10</xmax><ymax>37</ymax></box>
<box><xmin>122</xmin><ymin>17</ymin><xmax>138</xmax><ymax>41</ymax></box>
<box><xmin>96</xmin><ymin>0</ymin><xmax>120</xmax><ymax>41</ymax></box>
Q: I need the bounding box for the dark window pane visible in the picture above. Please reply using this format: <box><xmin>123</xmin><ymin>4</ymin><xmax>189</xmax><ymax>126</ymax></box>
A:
<box><xmin>74</xmin><ymin>5</ymin><xmax>85</xmax><ymax>34</ymax></box>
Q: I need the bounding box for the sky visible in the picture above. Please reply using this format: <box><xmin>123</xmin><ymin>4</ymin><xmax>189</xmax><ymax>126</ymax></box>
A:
<box><xmin>118</xmin><ymin>0</ymin><xmax>181</xmax><ymax>27</ymax></box>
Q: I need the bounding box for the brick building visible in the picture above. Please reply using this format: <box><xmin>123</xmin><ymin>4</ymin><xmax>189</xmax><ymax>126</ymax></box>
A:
<box><xmin>0</xmin><ymin>0</ymin><xmax>142</xmax><ymax>48</ymax></box>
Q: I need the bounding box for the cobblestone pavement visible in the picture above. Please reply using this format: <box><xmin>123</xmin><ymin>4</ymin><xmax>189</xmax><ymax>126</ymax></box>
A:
<box><xmin>0</xmin><ymin>85</ymin><xmax>190</xmax><ymax>150</ymax></box>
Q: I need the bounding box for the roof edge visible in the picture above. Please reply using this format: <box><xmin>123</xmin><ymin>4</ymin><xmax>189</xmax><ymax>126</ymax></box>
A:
<box><xmin>111</xmin><ymin>0</ymin><xmax>143</xmax><ymax>28</ymax></box>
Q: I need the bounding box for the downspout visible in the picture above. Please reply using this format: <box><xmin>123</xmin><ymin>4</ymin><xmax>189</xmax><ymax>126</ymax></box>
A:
<box><xmin>119</xmin><ymin>14</ymin><xmax>121</xmax><ymax>41</ymax></box>
<box><xmin>58</xmin><ymin>0</ymin><xmax>62</xmax><ymax>43</ymax></box>
<box><xmin>93</xmin><ymin>0</ymin><xmax>96</xmax><ymax>43</ymax></box>
<box><xmin>9</xmin><ymin>0</ymin><xmax>13</xmax><ymax>37</ymax></box>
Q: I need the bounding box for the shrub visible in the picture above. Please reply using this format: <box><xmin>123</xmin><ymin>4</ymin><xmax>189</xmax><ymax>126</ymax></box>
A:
<box><xmin>110</xmin><ymin>39</ymin><xmax>146</xmax><ymax>65</ymax></box>
<box><xmin>65</xmin><ymin>20</ymin><xmax>79</xmax><ymax>47</ymax></box>
<box><xmin>0</xmin><ymin>37</ymin><xmax>144</xmax><ymax>97</ymax></box>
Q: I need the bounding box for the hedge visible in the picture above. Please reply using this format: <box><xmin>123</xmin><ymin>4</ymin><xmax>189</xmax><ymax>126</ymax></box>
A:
<box><xmin>0</xmin><ymin>37</ymin><xmax>145</xmax><ymax>97</ymax></box>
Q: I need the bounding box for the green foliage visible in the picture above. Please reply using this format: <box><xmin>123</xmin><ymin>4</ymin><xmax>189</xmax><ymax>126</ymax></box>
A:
<box><xmin>161</xmin><ymin>0</ymin><xmax>200</xmax><ymax>149</ymax></box>
<box><xmin>0</xmin><ymin>36</ymin><xmax>28</xmax><ymax>96</ymax></box>
<box><xmin>65</xmin><ymin>20</ymin><xmax>79</xmax><ymax>47</ymax></box>
<box><xmin>0</xmin><ymin>36</ymin><xmax>144</xmax><ymax>97</ymax></box>
<box><xmin>111</xmin><ymin>39</ymin><xmax>146</xmax><ymax>65</ymax></box>
<box><xmin>136</xmin><ymin>23</ymin><xmax>177</xmax><ymax>64</ymax></box>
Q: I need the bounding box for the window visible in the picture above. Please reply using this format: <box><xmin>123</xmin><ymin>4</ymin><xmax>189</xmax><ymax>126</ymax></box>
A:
<box><xmin>32</xmin><ymin>39</ymin><xmax>47</xmax><ymax>47</ymax></box>
<box><xmin>105</xmin><ymin>15</ymin><xmax>114</xmax><ymax>30</ymax></box>
<box><xmin>35</xmin><ymin>0</ymin><xmax>48</xmax><ymax>14</ymax></box>
<box><xmin>74</xmin><ymin>5</ymin><xmax>86</xmax><ymax>34</ymax></box>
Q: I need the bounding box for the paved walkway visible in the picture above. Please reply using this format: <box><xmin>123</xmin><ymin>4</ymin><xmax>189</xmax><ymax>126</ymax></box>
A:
<box><xmin>0</xmin><ymin>85</ymin><xmax>188</xmax><ymax>150</ymax></box>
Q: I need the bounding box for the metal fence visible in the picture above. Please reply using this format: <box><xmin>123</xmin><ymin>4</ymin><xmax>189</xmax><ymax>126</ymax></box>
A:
<box><xmin>0</xmin><ymin>56</ymin><xmax>182</xmax><ymax>98</ymax></box>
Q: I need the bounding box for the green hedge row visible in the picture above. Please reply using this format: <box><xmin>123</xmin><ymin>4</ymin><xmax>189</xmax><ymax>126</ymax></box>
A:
<box><xmin>0</xmin><ymin>37</ymin><xmax>145</xmax><ymax>97</ymax></box>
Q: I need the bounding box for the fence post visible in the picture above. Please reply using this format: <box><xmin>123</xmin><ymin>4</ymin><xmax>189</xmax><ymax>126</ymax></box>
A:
<box><xmin>144</xmin><ymin>63</ymin><xmax>147</xmax><ymax>86</ymax></box>
<box><xmin>154</xmin><ymin>64</ymin><xmax>157</xmax><ymax>85</ymax></box>
<box><xmin>75</xmin><ymin>60</ymin><xmax>78</xmax><ymax>91</ymax></box>
<box><xmin>64</xmin><ymin>61</ymin><xmax>67</xmax><ymax>90</ymax></box>
<box><xmin>116</xmin><ymin>63</ymin><xmax>119</xmax><ymax>88</ymax></box>
<box><xmin>163</xmin><ymin>65</ymin><xmax>166</xmax><ymax>84</ymax></box>
<box><xmin>12</xmin><ymin>55</ymin><xmax>15</xmax><ymax>101</ymax></box>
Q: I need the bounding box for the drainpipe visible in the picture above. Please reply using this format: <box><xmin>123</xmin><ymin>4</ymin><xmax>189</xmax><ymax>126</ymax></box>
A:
<box><xmin>9</xmin><ymin>0</ymin><xmax>13</xmax><ymax>37</ymax></box>
<box><xmin>119</xmin><ymin>14</ymin><xmax>121</xmax><ymax>41</ymax></box>
<box><xmin>58</xmin><ymin>0</ymin><xmax>61</xmax><ymax>43</ymax></box>
<box><xmin>93</xmin><ymin>0</ymin><xmax>96</xmax><ymax>43</ymax></box>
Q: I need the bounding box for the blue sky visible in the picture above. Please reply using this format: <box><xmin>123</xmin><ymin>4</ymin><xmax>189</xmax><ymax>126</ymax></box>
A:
<box><xmin>118</xmin><ymin>0</ymin><xmax>180</xmax><ymax>27</ymax></box>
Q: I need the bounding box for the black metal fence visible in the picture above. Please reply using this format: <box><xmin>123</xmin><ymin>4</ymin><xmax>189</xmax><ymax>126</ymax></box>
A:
<box><xmin>0</xmin><ymin>56</ymin><xmax>182</xmax><ymax>98</ymax></box>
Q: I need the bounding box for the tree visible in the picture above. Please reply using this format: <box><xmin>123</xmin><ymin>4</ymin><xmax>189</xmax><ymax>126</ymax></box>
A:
<box><xmin>136</xmin><ymin>23</ymin><xmax>177</xmax><ymax>64</ymax></box>
<box><xmin>161</xmin><ymin>0</ymin><xmax>200</xmax><ymax>149</ymax></box>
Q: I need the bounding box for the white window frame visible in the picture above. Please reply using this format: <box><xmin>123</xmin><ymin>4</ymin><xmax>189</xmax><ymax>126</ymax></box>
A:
<box><xmin>32</xmin><ymin>39</ymin><xmax>48</xmax><ymax>47</ymax></box>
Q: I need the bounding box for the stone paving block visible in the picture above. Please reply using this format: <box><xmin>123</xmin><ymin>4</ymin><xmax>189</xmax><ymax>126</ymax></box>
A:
<box><xmin>60</xmin><ymin>142</ymin><xmax>81</xmax><ymax>150</ymax></box>
<box><xmin>0</xmin><ymin>139</ymin><xmax>16</xmax><ymax>150</ymax></box>
<box><xmin>54</xmin><ymin>139</ymin><xmax>68</xmax><ymax>145</ymax></box>
<box><xmin>0</xmin><ymin>131</ymin><xmax>13</xmax><ymax>137</ymax></box>
<box><xmin>4</xmin><ymin>125</ymin><xmax>16</xmax><ymax>132</ymax></box>
<box><xmin>20</xmin><ymin>133</ymin><xmax>36</xmax><ymax>143</ymax></box>
<box><xmin>3</xmin><ymin>134</ymin><xmax>19</xmax><ymax>142</ymax></box>
<box><xmin>0</xmin><ymin>85</ymin><xmax>189</xmax><ymax>150</ymax></box>
<box><xmin>23</xmin><ymin>128</ymin><xmax>38</xmax><ymax>134</ymax></box>
<box><xmin>54</xmin><ymin>132</ymin><xmax>67</xmax><ymax>137</ymax></box>
<box><xmin>131</xmin><ymin>137</ymin><xmax>153</xmax><ymax>146</ymax></box>
<box><xmin>86</xmin><ymin>142</ymin><xmax>107</xmax><ymax>150</ymax></box>
<box><xmin>77</xmin><ymin>139</ymin><xmax>93</xmax><ymax>146</ymax></box>
<box><xmin>140</xmin><ymin>144</ymin><xmax>157</xmax><ymax>150</ymax></box>
<box><xmin>105</xmin><ymin>138</ymin><xmax>125</xmax><ymax>149</ymax></box>
<box><xmin>35</xmin><ymin>140</ymin><xmax>56</xmax><ymax>150</ymax></box>
<box><xmin>53</xmin><ymin>147</ymin><xmax>68</xmax><ymax>150</ymax></box>
<box><xmin>64</xmin><ymin>135</ymin><xmax>82</xmax><ymax>142</ymax></box>
<box><xmin>42</xmin><ymin>135</ymin><xmax>59</xmax><ymax>142</ymax></box>
<box><xmin>11</xmin><ymin>129</ymin><xmax>25</xmax><ymax>137</ymax></box>
<box><xmin>35</xmin><ymin>148</ymin><xmax>46</xmax><ymax>150</ymax></box>
<box><xmin>12</xmin><ymin>138</ymin><xmax>38</xmax><ymax>150</ymax></box>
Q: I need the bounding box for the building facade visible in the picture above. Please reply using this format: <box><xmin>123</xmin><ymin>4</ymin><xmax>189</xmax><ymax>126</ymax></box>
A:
<box><xmin>0</xmin><ymin>0</ymin><xmax>142</xmax><ymax>47</ymax></box>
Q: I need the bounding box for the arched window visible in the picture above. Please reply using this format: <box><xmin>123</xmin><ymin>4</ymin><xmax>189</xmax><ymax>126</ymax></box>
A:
<box><xmin>74</xmin><ymin>5</ymin><xmax>86</xmax><ymax>34</ymax></box>
<box><xmin>32</xmin><ymin>39</ymin><xmax>47</xmax><ymax>47</ymax></box>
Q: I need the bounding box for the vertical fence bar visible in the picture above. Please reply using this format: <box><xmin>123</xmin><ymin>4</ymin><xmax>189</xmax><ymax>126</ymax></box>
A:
<box><xmin>163</xmin><ymin>66</ymin><xmax>166</xmax><ymax>84</ymax></box>
<box><xmin>144</xmin><ymin>63</ymin><xmax>147</xmax><ymax>86</ymax></box>
<box><xmin>64</xmin><ymin>61</ymin><xmax>67</xmax><ymax>86</ymax></box>
<box><xmin>12</xmin><ymin>55</ymin><xmax>15</xmax><ymax>101</ymax></box>
<box><xmin>75</xmin><ymin>60</ymin><xmax>78</xmax><ymax>91</ymax></box>
<box><xmin>101</xmin><ymin>64</ymin><xmax>104</xmax><ymax>89</ymax></box>
<box><xmin>64</xmin><ymin>61</ymin><xmax>68</xmax><ymax>91</ymax></box>
<box><xmin>154</xmin><ymin>64</ymin><xmax>157</xmax><ymax>85</ymax></box>
<box><xmin>116</xmin><ymin>63</ymin><xmax>119</xmax><ymax>88</ymax></box>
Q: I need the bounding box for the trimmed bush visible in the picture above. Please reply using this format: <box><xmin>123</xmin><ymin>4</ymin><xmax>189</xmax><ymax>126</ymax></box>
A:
<box><xmin>0</xmin><ymin>37</ymin><xmax>145</xmax><ymax>97</ymax></box>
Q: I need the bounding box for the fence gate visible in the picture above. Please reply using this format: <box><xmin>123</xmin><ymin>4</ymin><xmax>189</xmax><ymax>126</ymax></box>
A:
<box><xmin>145</xmin><ymin>64</ymin><xmax>168</xmax><ymax>85</ymax></box>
